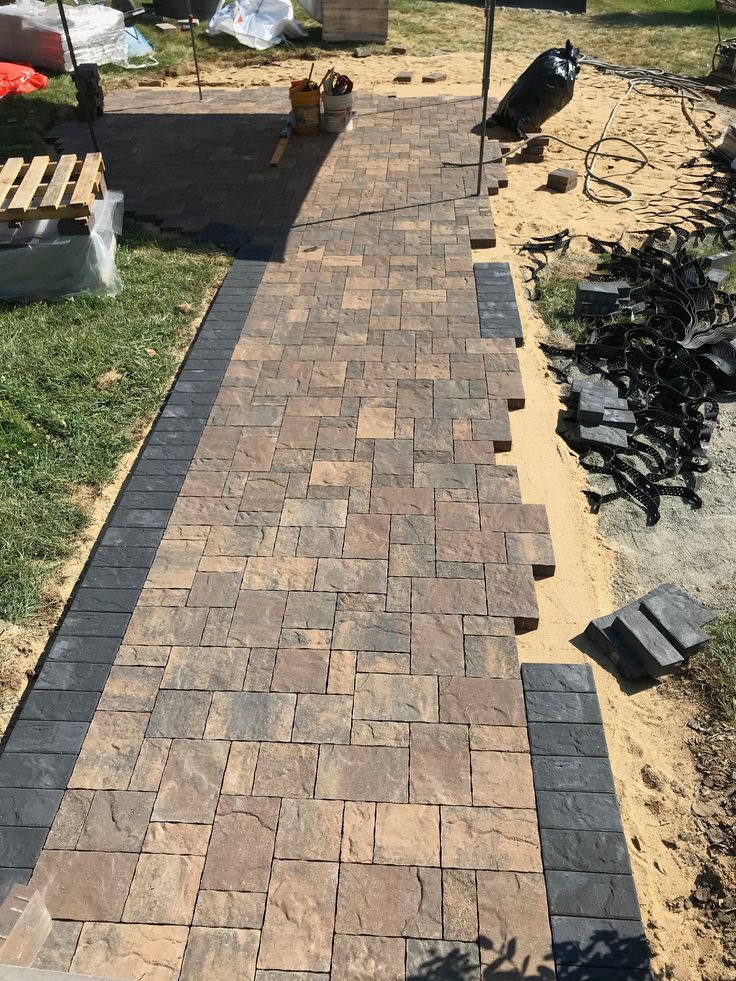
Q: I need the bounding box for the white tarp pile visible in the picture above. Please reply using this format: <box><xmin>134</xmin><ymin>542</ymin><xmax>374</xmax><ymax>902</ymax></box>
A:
<box><xmin>0</xmin><ymin>0</ymin><xmax>127</xmax><ymax>73</ymax></box>
<box><xmin>208</xmin><ymin>0</ymin><xmax>307</xmax><ymax>50</ymax></box>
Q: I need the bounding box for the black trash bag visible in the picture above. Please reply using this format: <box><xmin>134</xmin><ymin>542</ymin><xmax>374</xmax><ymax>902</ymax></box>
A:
<box><xmin>490</xmin><ymin>40</ymin><xmax>580</xmax><ymax>137</ymax></box>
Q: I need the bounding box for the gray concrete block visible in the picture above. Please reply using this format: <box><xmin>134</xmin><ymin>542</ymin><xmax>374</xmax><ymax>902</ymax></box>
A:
<box><xmin>640</xmin><ymin>592</ymin><xmax>709</xmax><ymax>656</ymax></box>
<box><xmin>36</xmin><ymin>662</ymin><xmax>111</xmax><ymax>691</ymax></box>
<box><xmin>541</xmin><ymin>829</ymin><xmax>632</xmax><ymax>874</ymax></box>
<box><xmin>521</xmin><ymin>663</ymin><xmax>595</xmax><ymax>693</ymax></box>
<box><xmin>0</xmin><ymin>827</ymin><xmax>48</xmax><ymax>868</ymax></box>
<box><xmin>528</xmin><ymin>722</ymin><xmax>608</xmax><ymax>757</ymax></box>
<box><xmin>612</xmin><ymin>609</ymin><xmax>684</xmax><ymax>677</ymax></box>
<box><xmin>525</xmin><ymin>691</ymin><xmax>603</xmax><ymax>724</ymax></box>
<box><xmin>46</xmin><ymin>637</ymin><xmax>119</xmax><ymax>664</ymax></box>
<box><xmin>570</xmin><ymin>424</ymin><xmax>629</xmax><ymax>452</ymax></box>
<box><xmin>531</xmin><ymin>756</ymin><xmax>615</xmax><ymax>794</ymax></box>
<box><xmin>56</xmin><ymin>612</ymin><xmax>130</xmax><ymax>639</ymax></box>
<box><xmin>70</xmin><ymin>588</ymin><xmax>141</xmax><ymax>614</ymax></box>
<box><xmin>551</xmin><ymin>915</ymin><xmax>650</xmax><ymax>969</ymax></box>
<box><xmin>0</xmin><ymin>754</ymin><xmax>76</xmax><ymax>790</ymax></box>
<box><xmin>80</xmin><ymin>567</ymin><xmax>148</xmax><ymax>591</ymax></box>
<box><xmin>0</xmin><ymin>789</ymin><xmax>63</xmax><ymax>827</ymax></box>
<box><xmin>21</xmin><ymin>690</ymin><xmax>100</xmax><ymax>724</ymax></box>
<box><xmin>536</xmin><ymin>791</ymin><xmax>623</xmax><ymax>833</ymax></box>
<box><xmin>584</xmin><ymin>607</ymin><xmax>649</xmax><ymax>681</ymax></box>
<box><xmin>556</xmin><ymin>967</ymin><xmax>655</xmax><ymax>981</ymax></box>
<box><xmin>602</xmin><ymin>408</ymin><xmax>636</xmax><ymax>432</ymax></box>
<box><xmin>0</xmin><ymin>868</ymin><xmax>32</xmax><ymax>904</ymax></box>
<box><xmin>577</xmin><ymin>391</ymin><xmax>604</xmax><ymax>425</ymax></box>
<box><xmin>546</xmin><ymin>870</ymin><xmax>640</xmax><ymax>919</ymax></box>
<box><xmin>649</xmin><ymin>583</ymin><xmax>717</xmax><ymax>628</ymax></box>
<box><xmin>5</xmin><ymin>722</ymin><xmax>88</xmax><ymax>756</ymax></box>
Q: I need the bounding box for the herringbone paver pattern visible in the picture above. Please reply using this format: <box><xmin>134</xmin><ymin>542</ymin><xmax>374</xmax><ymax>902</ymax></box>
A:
<box><xmin>26</xmin><ymin>89</ymin><xmax>557</xmax><ymax>978</ymax></box>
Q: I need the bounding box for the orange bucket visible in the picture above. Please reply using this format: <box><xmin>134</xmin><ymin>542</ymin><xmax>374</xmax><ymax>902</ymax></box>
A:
<box><xmin>290</xmin><ymin>80</ymin><xmax>321</xmax><ymax>135</ymax></box>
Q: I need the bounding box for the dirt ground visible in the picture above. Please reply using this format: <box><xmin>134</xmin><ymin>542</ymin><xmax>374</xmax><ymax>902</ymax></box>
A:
<box><xmin>1</xmin><ymin>48</ymin><xmax>734</xmax><ymax>979</ymax></box>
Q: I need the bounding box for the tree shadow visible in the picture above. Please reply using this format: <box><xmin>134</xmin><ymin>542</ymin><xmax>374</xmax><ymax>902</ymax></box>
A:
<box><xmin>408</xmin><ymin>928</ymin><xmax>654</xmax><ymax>981</ymax></box>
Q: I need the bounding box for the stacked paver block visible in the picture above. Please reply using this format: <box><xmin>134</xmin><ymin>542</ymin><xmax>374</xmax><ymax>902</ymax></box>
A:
<box><xmin>0</xmin><ymin>88</ymin><xmax>586</xmax><ymax>978</ymax></box>
<box><xmin>564</xmin><ymin>379</ymin><xmax>634</xmax><ymax>452</ymax></box>
<box><xmin>585</xmin><ymin>583</ymin><xmax>716</xmax><ymax>681</ymax></box>
<box><xmin>522</xmin><ymin>664</ymin><xmax>654</xmax><ymax>980</ymax></box>
<box><xmin>474</xmin><ymin>262</ymin><xmax>524</xmax><ymax>351</ymax></box>
<box><xmin>574</xmin><ymin>282</ymin><xmax>630</xmax><ymax>319</ymax></box>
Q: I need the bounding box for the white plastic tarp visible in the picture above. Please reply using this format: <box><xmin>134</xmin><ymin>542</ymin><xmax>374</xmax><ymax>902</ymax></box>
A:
<box><xmin>208</xmin><ymin>0</ymin><xmax>307</xmax><ymax>50</ymax></box>
<box><xmin>0</xmin><ymin>192</ymin><xmax>124</xmax><ymax>302</ymax></box>
<box><xmin>0</xmin><ymin>0</ymin><xmax>127</xmax><ymax>73</ymax></box>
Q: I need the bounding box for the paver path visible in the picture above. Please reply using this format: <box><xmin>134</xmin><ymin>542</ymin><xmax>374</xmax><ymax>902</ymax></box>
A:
<box><xmin>25</xmin><ymin>90</ymin><xmax>557</xmax><ymax>978</ymax></box>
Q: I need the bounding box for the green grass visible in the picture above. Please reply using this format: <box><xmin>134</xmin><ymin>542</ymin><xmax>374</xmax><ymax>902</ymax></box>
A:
<box><xmin>0</xmin><ymin>224</ymin><xmax>229</xmax><ymax>622</ymax></box>
<box><xmin>534</xmin><ymin>268</ymin><xmax>592</xmax><ymax>343</ymax></box>
<box><xmin>688</xmin><ymin>613</ymin><xmax>736</xmax><ymax>725</ymax></box>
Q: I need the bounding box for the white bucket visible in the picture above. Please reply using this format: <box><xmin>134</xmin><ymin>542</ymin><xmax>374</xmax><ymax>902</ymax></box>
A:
<box><xmin>322</xmin><ymin>91</ymin><xmax>354</xmax><ymax>133</ymax></box>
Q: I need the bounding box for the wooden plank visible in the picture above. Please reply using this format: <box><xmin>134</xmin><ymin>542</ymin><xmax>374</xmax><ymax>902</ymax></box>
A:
<box><xmin>5</xmin><ymin>156</ymin><xmax>49</xmax><ymax>216</ymax></box>
<box><xmin>39</xmin><ymin>155</ymin><xmax>77</xmax><ymax>211</ymax></box>
<box><xmin>322</xmin><ymin>0</ymin><xmax>388</xmax><ymax>42</ymax></box>
<box><xmin>69</xmin><ymin>152</ymin><xmax>103</xmax><ymax>209</ymax></box>
<box><xmin>0</xmin><ymin>158</ymin><xmax>25</xmax><ymax>210</ymax></box>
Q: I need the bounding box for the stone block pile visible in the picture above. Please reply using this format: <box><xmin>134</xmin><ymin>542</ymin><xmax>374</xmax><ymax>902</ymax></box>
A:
<box><xmin>585</xmin><ymin>583</ymin><xmax>716</xmax><ymax>681</ymax></box>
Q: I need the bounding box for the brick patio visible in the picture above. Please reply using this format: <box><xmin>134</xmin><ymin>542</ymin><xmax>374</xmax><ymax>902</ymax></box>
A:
<box><xmin>22</xmin><ymin>88</ymin><xmax>560</xmax><ymax>978</ymax></box>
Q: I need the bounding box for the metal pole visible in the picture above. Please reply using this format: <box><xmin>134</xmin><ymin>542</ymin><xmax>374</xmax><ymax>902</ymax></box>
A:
<box><xmin>476</xmin><ymin>0</ymin><xmax>496</xmax><ymax>196</ymax></box>
<box><xmin>56</xmin><ymin>0</ymin><xmax>99</xmax><ymax>152</ymax></box>
<box><xmin>186</xmin><ymin>0</ymin><xmax>204</xmax><ymax>102</ymax></box>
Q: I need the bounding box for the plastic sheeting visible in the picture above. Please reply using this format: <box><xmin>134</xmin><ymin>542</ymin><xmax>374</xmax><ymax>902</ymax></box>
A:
<box><xmin>0</xmin><ymin>192</ymin><xmax>124</xmax><ymax>302</ymax></box>
<box><xmin>0</xmin><ymin>0</ymin><xmax>128</xmax><ymax>73</ymax></box>
<box><xmin>208</xmin><ymin>0</ymin><xmax>307</xmax><ymax>50</ymax></box>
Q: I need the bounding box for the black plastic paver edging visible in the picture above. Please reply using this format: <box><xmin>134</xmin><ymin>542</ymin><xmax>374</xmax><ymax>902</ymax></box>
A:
<box><xmin>0</xmin><ymin>247</ymin><xmax>269</xmax><ymax>901</ymax></box>
<box><xmin>521</xmin><ymin>662</ymin><xmax>653</xmax><ymax>979</ymax></box>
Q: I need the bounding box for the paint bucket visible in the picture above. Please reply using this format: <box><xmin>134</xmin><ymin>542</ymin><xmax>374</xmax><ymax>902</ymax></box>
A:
<box><xmin>322</xmin><ymin>91</ymin><xmax>354</xmax><ymax>133</ymax></box>
<box><xmin>290</xmin><ymin>82</ymin><xmax>321</xmax><ymax>135</ymax></box>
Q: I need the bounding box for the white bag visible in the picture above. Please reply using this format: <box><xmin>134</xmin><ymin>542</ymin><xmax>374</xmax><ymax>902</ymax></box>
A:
<box><xmin>208</xmin><ymin>0</ymin><xmax>306</xmax><ymax>49</ymax></box>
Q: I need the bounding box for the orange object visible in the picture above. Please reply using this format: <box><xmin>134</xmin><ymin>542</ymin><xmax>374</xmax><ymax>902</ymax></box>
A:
<box><xmin>0</xmin><ymin>62</ymin><xmax>47</xmax><ymax>99</ymax></box>
<box><xmin>289</xmin><ymin>81</ymin><xmax>320</xmax><ymax>135</ymax></box>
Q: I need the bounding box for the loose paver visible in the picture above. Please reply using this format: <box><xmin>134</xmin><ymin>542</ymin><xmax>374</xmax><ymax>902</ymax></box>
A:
<box><xmin>0</xmin><ymin>87</ymin><xmax>625</xmax><ymax>978</ymax></box>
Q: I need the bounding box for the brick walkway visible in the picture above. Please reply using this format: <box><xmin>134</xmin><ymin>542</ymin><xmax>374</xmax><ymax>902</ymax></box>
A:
<box><xmin>27</xmin><ymin>89</ymin><xmax>559</xmax><ymax>978</ymax></box>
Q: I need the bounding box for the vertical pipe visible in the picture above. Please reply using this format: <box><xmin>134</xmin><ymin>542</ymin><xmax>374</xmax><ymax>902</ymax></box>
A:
<box><xmin>57</xmin><ymin>0</ymin><xmax>99</xmax><ymax>152</ymax></box>
<box><xmin>186</xmin><ymin>0</ymin><xmax>204</xmax><ymax>102</ymax></box>
<box><xmin>476</xmin><ymin>0</ymin><xmax>496</xmax><ymax>196</ymax></box>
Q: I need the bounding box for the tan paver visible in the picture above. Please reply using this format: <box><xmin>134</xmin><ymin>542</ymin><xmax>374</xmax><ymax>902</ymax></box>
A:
<box><xmin>28</xmin><ymin>87</ymin><xmax>558</xmax><ymax>979</ymax></box>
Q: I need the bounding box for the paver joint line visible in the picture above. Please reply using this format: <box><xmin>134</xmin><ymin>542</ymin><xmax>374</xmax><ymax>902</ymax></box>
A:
<box><xmin>0</xmin><ymin>87</ymin><xmax>638</xmax><ymax>981</ymax></box>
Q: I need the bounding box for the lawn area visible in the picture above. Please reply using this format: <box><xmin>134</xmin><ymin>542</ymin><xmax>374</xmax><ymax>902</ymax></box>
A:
<box><xmin>0</xmin><ymin>226</ymin><xmax>229</xmax><ymax>622</ymax></box>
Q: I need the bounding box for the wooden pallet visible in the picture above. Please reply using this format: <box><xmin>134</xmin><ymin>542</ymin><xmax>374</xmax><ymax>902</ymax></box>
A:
<box><xmin>0</xmin><ymin>152</ymin><xmax>106</xmax><ymax>225</ymax></box>
<box><xmin>321</xmin><ymin>0</ymin><xmax>388</xmax><ymax>42</ymax></box>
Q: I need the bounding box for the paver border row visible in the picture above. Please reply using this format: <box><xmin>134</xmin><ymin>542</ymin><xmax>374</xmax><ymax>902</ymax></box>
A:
<box><xmin>521</xmin><ymin>663</ymin><xmax>655</xmax><ymax>981</ymax></box>
<box><xmin>474</xmin><ymin>262</ymin><xmax>524</xmax><ymax>347</ymax></box>
<box><xmin>0</xmin><ymin>248</ymin><xmax>269</xmax><ymax>901</ymax></box>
